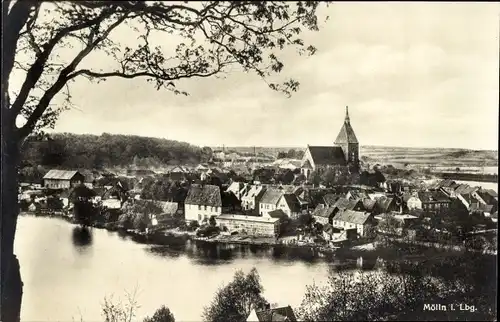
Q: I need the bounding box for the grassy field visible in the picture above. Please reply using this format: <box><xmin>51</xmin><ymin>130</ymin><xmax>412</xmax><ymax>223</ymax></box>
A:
<box><xmin>220</xmin><ymin>145</ymin><xmax>498</xmax><ymax>170</ymax></box>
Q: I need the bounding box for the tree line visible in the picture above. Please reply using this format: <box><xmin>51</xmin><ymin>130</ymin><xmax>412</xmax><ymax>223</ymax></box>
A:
<box><xmin>20</xmin><ymin>133</ymin><xmax>207</xmax><ymax>169</ymax></box>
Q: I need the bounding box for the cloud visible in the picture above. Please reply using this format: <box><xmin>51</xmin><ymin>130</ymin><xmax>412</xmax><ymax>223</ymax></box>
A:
<box><xmin>47</xmin><ymin>2</ymin><xmax>499</xmax><ymax>150</ymax></box>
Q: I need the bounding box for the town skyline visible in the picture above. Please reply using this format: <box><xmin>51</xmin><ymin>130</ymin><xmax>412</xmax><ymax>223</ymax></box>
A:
<box><xmin>21</xmin><ymin>2</ymin><xmax>497</xmax><ymax>150</ymax></box>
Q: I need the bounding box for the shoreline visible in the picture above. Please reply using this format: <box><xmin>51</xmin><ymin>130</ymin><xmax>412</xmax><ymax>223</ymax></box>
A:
<box><xmin>20</xmin><ymin>211</ymin><xmax>342</xmax><ymax>253</ymax></box>
<box><xmin>20</xmin><ymin>212</ymin><xmax>491</xmax><ymax>265</ymax></box>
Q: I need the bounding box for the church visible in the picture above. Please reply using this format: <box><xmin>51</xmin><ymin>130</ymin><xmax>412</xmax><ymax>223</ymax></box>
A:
<box><xmin>300</xmin><ymin>106</ymin><xmax>359</xmax><ymax>178</ymax></box>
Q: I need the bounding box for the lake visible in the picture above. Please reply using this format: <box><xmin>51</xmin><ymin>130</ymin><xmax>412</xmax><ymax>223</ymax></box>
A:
<box><xmin>15</xmin><ymin>216</ymin><xmax>331</xmax><ymax>321</ymax></box>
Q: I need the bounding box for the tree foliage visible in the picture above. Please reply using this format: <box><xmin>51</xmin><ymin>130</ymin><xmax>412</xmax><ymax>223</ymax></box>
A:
<box><xmin>6</xmin><ymin>1</ymin><xmax>326</xmax><ymax>141</ymax></box>
<box><xmin>143</xmin><ymin>305</ymin><xmax>175</xmax><ymax>322</ymax></box>
<box><xmin>140</xmin><ymin>178</ymin><xmax>188</xmax><ymax>202</ymax></box>
<box><xmin>203</xmin><ymin>268</ymin><xmax>268</xmax><ymax>322</ymax></box>
<box><xmin>21</xmin><ymin>133</ymin><xmax>203</xmax><ymax>168</ymax></box>
<box><xmin>299</xmin><ymin>254</ymin><xmax>497</xmax><ymax>321</ymax></box>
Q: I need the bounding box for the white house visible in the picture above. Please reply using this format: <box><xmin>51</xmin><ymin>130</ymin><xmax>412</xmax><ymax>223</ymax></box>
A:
<box><xmin>275</xmin><ymin>193</ymin><xmax>302</xmax><ymax>219</ymax></box>
<box><xmin>241</xmin><ymin>185</ymin><xmax>266</xmax><ymax>211</ymax></box>
<box><xmin>332</xmin><ymin>209</ymin><xmax>374</xmax><ymax>237</ymax></box>
<box><xmin>184</xmin><ymin>184</ymin><xmax>222</xmax><ymax>223</ymax></box>
<box><xmin>259</xmin><ymin>189</ymin><xmax>283</xmax><ymax>217</ymax></box>
<box><xmin>226</xmin><ymin>182</ymin><xmax>249</xmax><ymax>200</ymax></box>
<box><xmin>403</xmin><ymin>192</ymin><xmax>422</xmax><ymax>210</ymax></box>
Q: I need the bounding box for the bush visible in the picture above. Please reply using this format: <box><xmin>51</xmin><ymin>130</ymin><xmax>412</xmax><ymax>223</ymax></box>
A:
<box><xmin>143</xmin><ymin>306</ymin><xmax>175</xmax><ymax>322</ymax></box>
<box><xmin>188</xmin><ymin>220</ymin><xmax>200</xmax><ymax>231</ymax></box>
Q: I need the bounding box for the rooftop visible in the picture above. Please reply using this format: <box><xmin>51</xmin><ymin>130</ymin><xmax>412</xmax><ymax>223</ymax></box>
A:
<box><xmin>43</xmin><ymin>169</ymin><xmax>82</xmax><ymax>180</ymax></box>
<box><xmin>260</xmin><ymin>188</ymin><xmax>283</xmax><ymax>205</ymax></box>
<box><xmin>305</xmin><ymin>146</ymin><xmax>346</xmax><ymax>166</ymax></box>
<box><xmin>333</xmin><ymin>209</ymin><xmax>371</xmax><ymax>225</ymax></box>
<box><xmin>217</xmin><ymin>214</ymin><xmax>280</xmax><ymax>223</ymax></box>
<box><xmin>185</xmin><ymin>184</ymin><xmax>222</xmax><ymax>207</ymax></box>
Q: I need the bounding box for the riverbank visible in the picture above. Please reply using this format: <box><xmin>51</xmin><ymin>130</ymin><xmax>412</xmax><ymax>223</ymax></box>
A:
<box><xmin>19</xmin><ymin>212</ymin><xmax>344</xmax><ymax>253</ymax></box>
<box><xmin>20</xmin><ymin>212</ymin><xmax>491</xmax><ymax>263</ymax></box>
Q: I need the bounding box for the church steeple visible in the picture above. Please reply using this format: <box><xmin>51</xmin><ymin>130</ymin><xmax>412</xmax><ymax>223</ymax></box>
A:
<box><xmin>334</xmin><ymin>105</ymin><xmax>359</xmax><ymax>169</ymax></box>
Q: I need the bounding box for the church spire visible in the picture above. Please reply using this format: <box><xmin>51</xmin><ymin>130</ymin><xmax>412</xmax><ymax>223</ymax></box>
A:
<box><xmin>345</xmin><ymin>105</ymin><xmax>350</xmax><ymax>124</ymax></box>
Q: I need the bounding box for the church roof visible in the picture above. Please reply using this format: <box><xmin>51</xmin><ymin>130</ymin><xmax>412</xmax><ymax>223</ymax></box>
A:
<box><xmin>334</xmin><ymin>106</ymin><xmax>358</xmax><ymax>144</ymax></box>
<box><xmin>307</xmin><ymin>146</ymin><xmax>346</xmax><ymax>166</ymax></box>
<box><xmin>335</xmin><ymin>122</ymin><xmax>358</xmax><ymax>144</ymax></box>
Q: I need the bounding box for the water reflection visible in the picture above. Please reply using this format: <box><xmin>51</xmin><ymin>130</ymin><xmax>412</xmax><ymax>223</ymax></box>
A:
<box><xmin>71</xmin><ymin>226</ymin><xmax>93</xmax><ymax>248</ymax></box>
<box><xmin>144</xmin><ymin>239</ymin><xmax>334</xmax><ymax>266</ymax></box>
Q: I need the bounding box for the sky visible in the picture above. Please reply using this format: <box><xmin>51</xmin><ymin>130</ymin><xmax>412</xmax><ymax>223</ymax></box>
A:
<box><xmin>38</xmin><ymin>2</ymin><xmax>499</xmax><ymax>150</ymax></box>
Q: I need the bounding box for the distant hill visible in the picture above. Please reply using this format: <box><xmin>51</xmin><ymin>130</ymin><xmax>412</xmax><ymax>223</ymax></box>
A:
<box><xmin>21</xmin><ymin>132</ymin><xmax>497</xmax><ymax>172</ymax></box>
<box><xmin>21</xmin><ymin>133</ymin><xmax>204</xmax><ymax>170</ymax></box>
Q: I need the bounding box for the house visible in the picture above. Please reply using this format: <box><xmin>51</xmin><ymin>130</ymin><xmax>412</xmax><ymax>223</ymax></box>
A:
<box><xmin>402</xmin><ymin>192</ymin><xmax>422</xmax><ymax>210</ymax></box>
<box><xmin>168</xmin><ymin>166</ymin><xmax>189</xmax><ymax>181</ymax></box>
<box><xmin>275</xmin><ymin>193</ymin><xmax>302</xmax><ymax>219</ymax></box>
<box><xmin>312</xmin><ymin>204</ymin><xmax>337</xmax><ymax>225</ymax></box>
<box><xmin>241</xmin><ymin>185</ymin><xmax>267</xmax><ymax>211</ymax></box>
<box><xmin>323</xmin><ymin>193</ymin><xmax>342</xmax><ymax>207</ymax></box>
<box><xmin>247</xmin><ymin>305</ymin><xmax>297</xmax><ymax>322</ymax></box>
<box><xmin>101</xmin><ymin>184</ymin><xmax>127</xmax><ymax>209</ymax></box>
<box><xmin>418</xmin><ymin>190</ymin><xmax>451</xmax><ymax>213</ymax></box>
<box><xmin>470</xmin><ymin>203</ymin><xmax>495</xmax><ymax>217</ymax></box>
<box><xmin>195</xmin><ymin>164</ymin><xmax>209</xmax><ymax>172</ymax></box>
<box><xmin>332</xmin><ymin>209</ymin><xmax>374</xmax><ymax>237</ymax></box>
<box><xmin>149</xmin><ymin>201</ymin><xmax>179</xmax><ymax>226</ymax></box>
<box><xmin>259</xmin><ymin>189</ymin><xmax>283</xmax><ymax>216</ymax></box>
<box><xmin>221</xmin><ymin>190</ymin><xmax>242</xmax><ymax>212</ymax></box>
<box><xmin>217</xmin><ymin>214</ymin><xmax>280</xmax><ymax>237</ymax></box>
<box><xmin>346</xmin><ymin>190</ymin><xmax>368</xmax><ymax>201</ymax></box>
<box><xmin>322</xmin><ymin>223</ymin><xmax>343</xmax><ymax>241</ymax></box>
<box><xmin>362</xmin><ymin>198</ymin><xmax>377</xmax><ymax>213</ymax></box>
<box><xmin>332</xmin><ymin>197</ymin><xmax>364</xmax><ymax>213</ymax></box>
<box><xmin>375</xmin><ymin>196</ymin><xmax>400</xmax><ymax>214</ymax></box>
<box><xmin>43</xmin><ymin>170</ymin><xmax>85</xmax><ymax>189</ymax></box>
<box><xmin>226</xmin><ymin>182</ymin><xmax>248</xmax><ymax>200</ymax></box>
<box><xmin>476</xmin><ymin>189</ymin><xmax>498</xmax><ymax>206</ymax></box>
<box><xmin>184</xmin><ymin>184</ymin><xmax>222</xmax><ymax>223</ymax></box>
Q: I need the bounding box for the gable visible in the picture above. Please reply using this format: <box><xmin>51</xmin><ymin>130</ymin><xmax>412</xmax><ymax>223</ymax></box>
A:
<box><xmin>301</xmin><ymin>147</ymin><xmax>315</xmax><ymax>169</ymax></box>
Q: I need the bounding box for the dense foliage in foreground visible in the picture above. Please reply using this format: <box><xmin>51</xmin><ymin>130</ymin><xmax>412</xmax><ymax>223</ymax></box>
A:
<box><xmin>199</xmin><ymin>252</ymin><xmax>496</xmax><ymax>322</ymax></box>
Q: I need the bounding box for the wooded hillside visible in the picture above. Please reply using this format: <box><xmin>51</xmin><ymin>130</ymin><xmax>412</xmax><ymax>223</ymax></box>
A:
<box><xmin>21</xmin><ymin>133</ymin><xmax>203</xmax><ymax>169</ymax></box>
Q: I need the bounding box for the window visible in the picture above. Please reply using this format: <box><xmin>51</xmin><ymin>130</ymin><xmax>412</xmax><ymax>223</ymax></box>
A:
<box><xmin>204</xmin><ymin>205</ymin><xmax>207</xmax><ymax>211</ymax></box>
<box><xmin>198</xmin><ymin>205</ymin><xmax>201</xmax><ymax>210</ymax></box>
<box><xmin>198</xmin><ymin>214</ymin><xmax>202</xmax><ymax>221</ymax></box>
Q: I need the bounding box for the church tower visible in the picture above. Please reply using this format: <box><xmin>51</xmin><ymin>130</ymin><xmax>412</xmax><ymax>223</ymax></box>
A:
<box><xmin>334</xmin><ymin>106</ymin><xmax>359</xmax><ymax>168</ymax></box>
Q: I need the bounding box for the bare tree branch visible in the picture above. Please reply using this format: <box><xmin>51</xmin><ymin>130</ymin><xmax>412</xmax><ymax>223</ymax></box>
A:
<box><xmin>19</xmin><ymin>13</ymin><xmax>130</xmax><ymax>138</ymax></box>
<box><xmin>10</xmin><ymin>7</ymin><xmax>118</xmax><ymax>116</ymax></box>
